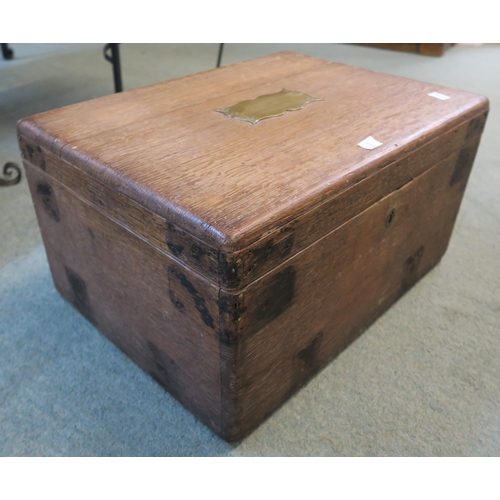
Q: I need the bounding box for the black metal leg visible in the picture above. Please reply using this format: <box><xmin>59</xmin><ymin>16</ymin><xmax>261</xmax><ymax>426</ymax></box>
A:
<box><xmin>1</xmin><ymin>47</ymin><xmax>19</xmax><ymax>187</ymax></box>
<box><xmin>1</xmin><ymin>43</ymin><xmax>14</xmax><ymax>60</ymax></box>
<box><xmin>0</xmin><ymin>162</ymin><xmax>21</xmax><ymax>187</ymax></box>
<box><xmin>103</xmin><ymin>43</ymin><xmax>123</xmax><ymax>93</ymax></box>
<box><xmin>216</xmin><ymin>43</ymin><xmax>224</xmax><ymax>68</ymax></box>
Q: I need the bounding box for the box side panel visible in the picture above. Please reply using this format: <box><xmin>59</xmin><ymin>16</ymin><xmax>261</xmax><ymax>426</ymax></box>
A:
<box><xmin>24</xmin><ymin>162</ymin><xmax>223</xmax><ymax>434</ymax></box>
<box><xmin>221</xmin><ymin>136</ymin><xmax>480</xmax><ymax>441</ymax></box>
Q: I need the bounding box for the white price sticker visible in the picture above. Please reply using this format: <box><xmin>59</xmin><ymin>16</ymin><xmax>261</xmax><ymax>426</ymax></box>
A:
<box><xmin>428</xmin><ymin>91</ymin><xmax>450</xmax><ymax>100</ymax></box>
<box><xmin>358</xmin><ymin>136</ymin><xmax>383</xmax><ymax>150</ymax></box>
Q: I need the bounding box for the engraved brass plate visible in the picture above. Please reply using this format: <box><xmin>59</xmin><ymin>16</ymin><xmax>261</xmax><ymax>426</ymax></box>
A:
<box><xmin>215</xmin><ymin>89</ymin><xmax>323</xmax><ymax>125</ymax></box>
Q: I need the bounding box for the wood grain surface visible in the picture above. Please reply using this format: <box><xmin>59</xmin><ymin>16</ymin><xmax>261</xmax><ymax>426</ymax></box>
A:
<box><xmin>24</xmin><ymin>162</ymin><xmax>223</xmax><ymax>434</ymax></box>
<box><xmin>18</xmin><ymin>51</ymin><xmax>489</xmax><ymax>441</ymax></box>
<box><xmin>18</xmin><ymin>107</ymin><xmax>486</xmax><ymax>290</ymax></box>
<box><xmin>17</xmin><ymin>52</ymin><xmax>488</xmax><ymax>253</ymax></box>
<box><xmin>218</xmin><ymin>136</ymin><xmax>482</xmax><ymax>440</ymax></box>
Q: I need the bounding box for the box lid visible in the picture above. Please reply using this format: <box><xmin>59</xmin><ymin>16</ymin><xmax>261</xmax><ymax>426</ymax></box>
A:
<box><xmin>18</xmin><ymin>51</ymin><xmax>489</xmax><ymax>289</ymax></box>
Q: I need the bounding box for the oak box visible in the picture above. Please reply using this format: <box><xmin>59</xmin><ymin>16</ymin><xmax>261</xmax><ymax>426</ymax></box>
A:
<box><xmin>17</xmin><ymin>52</ymin><xmax>489</xmax><ymax>441</ymax></box>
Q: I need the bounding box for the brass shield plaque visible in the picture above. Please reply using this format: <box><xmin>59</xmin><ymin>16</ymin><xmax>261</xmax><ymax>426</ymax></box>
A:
<box><xmin>215</xmin><ymin>89</ymin><xmax>323</xmax><ymax>125</ymax></box>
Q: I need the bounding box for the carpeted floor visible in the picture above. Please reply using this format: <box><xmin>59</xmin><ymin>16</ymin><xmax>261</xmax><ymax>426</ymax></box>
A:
<box><xmin>1</xmin><ymin>43</ymin><xmax>499</xmax><ymax>456</ymax></box>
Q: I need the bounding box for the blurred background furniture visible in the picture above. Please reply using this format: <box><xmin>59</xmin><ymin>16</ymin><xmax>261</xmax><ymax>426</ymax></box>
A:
<box><xmin>1</xmin><ymin>43</ymin><xmax>14</xmax><ymax>60</ymax></box>
<box><xmin>1</xmin><ymin>43</ymin><xmax>225</xmax><ymax>186</ymax></box>
<box><xmin>360</xmin><ymin>43</ymin><xmax>454</xmax><ymax>57</ymax></box>
<box><xmin>2</xmin><ymin>45</ymin><xmax>20</xmax><ymax>185</ymax></box>
<box><xmin>2</xmin><ymin>43</ymin><xmax>225</xmax><ymax>94</ymax></box>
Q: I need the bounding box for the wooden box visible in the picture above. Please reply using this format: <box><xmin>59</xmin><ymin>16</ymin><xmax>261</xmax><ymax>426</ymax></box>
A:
<box><xmin>17</xmin><ymin>52</ymin><xmax>489</xmax><ymax>441</ymax></box>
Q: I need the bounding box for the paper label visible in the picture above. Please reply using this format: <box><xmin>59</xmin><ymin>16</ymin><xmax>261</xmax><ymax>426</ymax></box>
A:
<box><xmin>358</xmin><ymin>136</ymin><xmax>383</xmax><ymax>150</ymax></box>
<box><xmin>428</xmin><ymin>91</ymin><xmax>450</xmax><ymax>100</ymax></box>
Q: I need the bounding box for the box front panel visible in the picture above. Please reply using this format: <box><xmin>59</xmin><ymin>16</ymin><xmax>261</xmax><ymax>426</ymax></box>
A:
<box><xmin>224</xmin><ymin>137</ymin><xmax>481</xmax><ymax>440</ymax></box>
<box><xmin>24</xmin><ymin>162</ymin><xmax>223</xmax><ymax>434</ymax></box>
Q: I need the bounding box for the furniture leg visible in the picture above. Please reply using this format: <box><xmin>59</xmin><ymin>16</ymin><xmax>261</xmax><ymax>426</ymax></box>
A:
<box><xmin>103</xmin><ymin>43</ymin><xmax>123</xmax><ymax>93</ymax></box>
<box><xmin>0</xmin><ymin>162</ymin><xmax>21</xmax><ymax>187</ymax></box>
<box><xmin>1</xmin><ymin>43</ymin><xmax>14</xmax><ymax>60</ymax></box>
<box><xmin>216</xmin><ymin>43</ymin><xmax>224</xmax><ymax>68</ymax></box>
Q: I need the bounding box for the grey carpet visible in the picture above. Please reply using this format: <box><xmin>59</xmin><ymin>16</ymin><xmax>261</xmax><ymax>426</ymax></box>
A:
<box><xmin>1</xmin><ymin>44</ymin><xmax>499</xmax><ymax>456</ymax></box>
